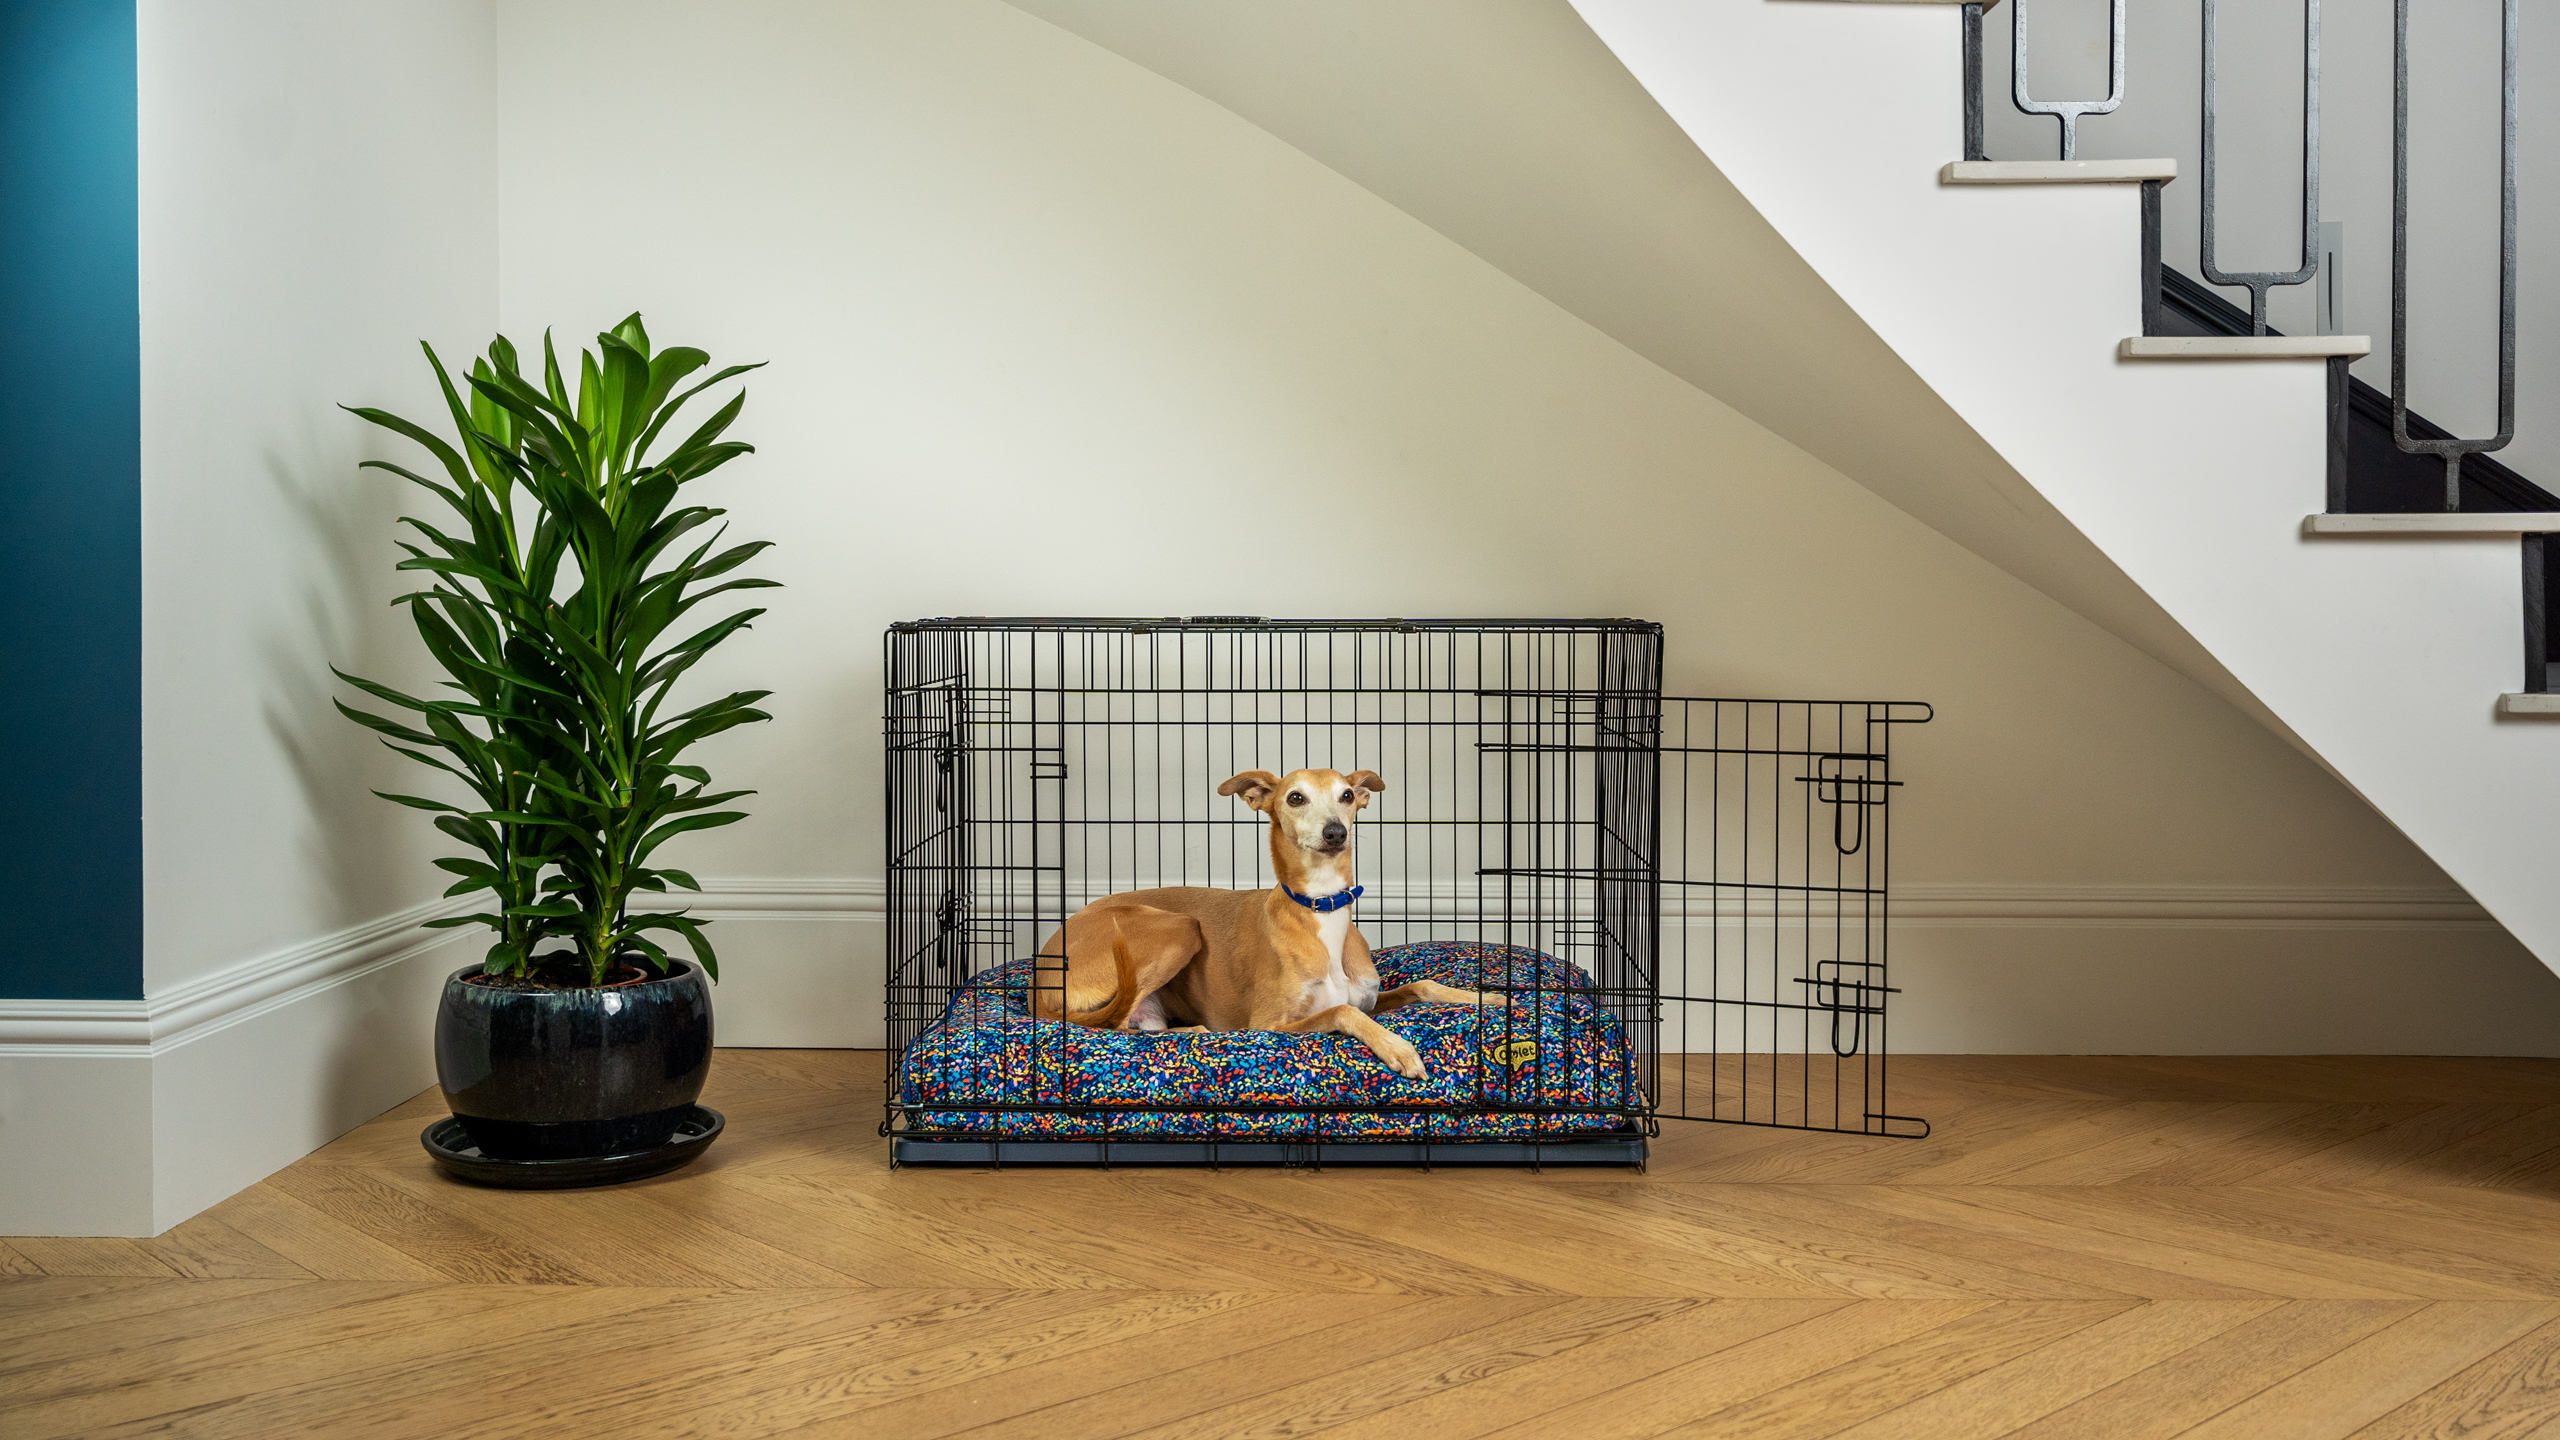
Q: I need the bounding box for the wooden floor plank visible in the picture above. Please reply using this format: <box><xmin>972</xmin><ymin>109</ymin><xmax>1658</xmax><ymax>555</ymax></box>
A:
<box><xmin>2357</xmin><ymin>1105</ymin><xmax>2560</xmax><ymax>1192</ymax></box>
<box><xmin>642</xmin><ymin>1175</ymin><xmax>1013</xmax><ymax>1290</ymax></box>
<box><xmin>2105</xmin><ymin>1185</ymin><xmax>2560</xmax><ymax>1297</ymax></box>
<box><xmin>2124</xmin><ymin>1105</ymin><xmax>2431</xmax><ymax>1187</ymax></box>
<box><xmin>1318</xmin><ymin>1299</ymin><xmax>1850</xmax><ymax>1440</ymax></box>
<box><xmin>1829</xmin><ymin>1301</ymin><xmax>2278</xmax><ymax>1437</ymax></box>
<box><xmin>205</xmin><ymin>1181</ymin><xmax>451</xmax><ymax>1283</ymax></box>
<box><xmin>799</xmin><ymin>1291</ymin><xmax>1418</xmax><ymax>1440</ymax></box>
<box><xmin>1829</xmin><ymin>1187</ymin><xmax>2390</xmax><ymax>1300</ymax></box>
<box><xmin>284</xmin><ymin>1288</ymin><xmax>1086</xmax><ymax>1440</ymax></box>
<box><xmin>1920</xmin><ymin>1186</ymin><xmax>2517</xmax><ymax>1300</ymax></box>
<box><xmin>1224</xmin><ymin>1175</ymin><xmax>1827</xmax><ymax>1297</ymax></box>
<box><xmin>0</xmin><ymin>1285</ymin><xmax>578</xmax><ymax>1435</ymax></box>
<box><xmin>1998</xmin><ymin>1102</ymin><xmax>2327</xmax><ymax>1187</ymax></box>
<box><xmin>868</xmin><ymin>1180</ymin><xmax>1394</xmax><ymax>1293</ymax></box>
<box><xmin>260</xmin><ymin>1166</ymin><xmax>596</xmax><ymax>1286</ymax></box>
<box><xmin>2242</xmin><ymin>1104</ymin><xmax>2547</xmax><ymax>1187</ymax></box>
<box><xmin>1107</xmin><ymin>1296</ymin><xmax>1699</xmax><ymax>1440</ymax></box>
<box><xmin>0</xmin><ymin>1241</ymin><xmax>40</xmax><ymax>1277</ymax></box>
<box><xmin>1079</xmin><ymin>1172</ymin><xmax>1552</xmax><ymax>1295</ymax></box>
<box><xmin>531</xmin><ymin>1289</ymin><xmax>1281</xmax><ymax>1440</ymax></box>
<box><xmin>1121</xmin><ymin>1174</ymin><xmax>1566</xmax><ymax>1295</ymax></box>
<box><xmin>2350</xmin><ymin>1313</ymin><xmax>2560</xmax><ymax>1439</ymax></box>
<box><xmin>0</xmin><ymin>1277</ymin><xmax>308</xmax><ymax>1352</ymax></box>
<box><xmin>919</xmin><ymin>1296</ymin><xmax>1539</xmax><ymax>1440</ymax></box>
<box><xmin>1654</xmin><ymin>1301</ymin><xmax>2132</xmax><ymax>1439</ymax></box>
<box><xmin>8</xmin><ymin>1237</ymin><xmax>183</xmax><ymax>1279</ymax></box>
<box><xmin>132</xmin><ymin>1213</ymin><xmax>314</xmax><ymax>1281</ymax></box>
<box><xmin>2180</xmin><ymin>1302</ymin><xmax>2560</xmax><ymax>1438</ymax></box>
<box><xmin>1476</xmin><ymin>1300</ymin><xmax>1993</xmax><ymax>1439</ymax></box>
<box><xmin>2036</xmin><ymin>1186</ymin><xmax>2560</xmax><ymax>1300</ymax></box>
<box><xmin>365</xmin><ymin>1164</ymin><xmax>865</xmax><ymax>1290</ymax></box>
<box><xmin>1543</xmin><ymin>1181</ymin><xmax>2127</xmax><ymax>1300</ymax></box>
<box><xmin>2004</xmin><ymin>1300</ymin><xmax>2419</xmax><ymax>1439</ymax></box>
<box><xmin>1702</xmin><ymin>1184</ymin><xmax>2269</xmax><ymax>1300</ymax></box>
<box><xmin>0</xmin><ymin>1279</ymin><xmax>361</xmax><ymax>1382</ymax></box>
<box><xmin>727</xmin><ymin>1174</ymin><xmax>1149</xmax><ymax>1289</ymax></box>
<box><xmin>1881</xmin><ymin>1103</ymin><xmax>2247</xmax><ymax>1187</ymax></box>
<box><xmin>78</xmin><ymin>1286</ymin><xmax>704</xmax><ymax>1439</ymax></box>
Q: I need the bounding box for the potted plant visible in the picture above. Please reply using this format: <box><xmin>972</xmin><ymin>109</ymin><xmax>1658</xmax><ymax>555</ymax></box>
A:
<box><xmin>335</xmin><ymin>315</ymin><xmax>776</xmax><ymax>1176</ymax></box>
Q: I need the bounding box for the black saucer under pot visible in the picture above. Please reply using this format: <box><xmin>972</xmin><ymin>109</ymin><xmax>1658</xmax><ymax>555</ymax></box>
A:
<box><xmin>434</xmin><ymin>957</ymin><xmax>714</xmax><ymax>1162</ymax></box>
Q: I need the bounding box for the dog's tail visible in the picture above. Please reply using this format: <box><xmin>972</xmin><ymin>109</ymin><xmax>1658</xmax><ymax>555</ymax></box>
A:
<box><xmin>1059</xmin><ymin>915</ymin><xmax>1142</xmax><ymax>1031</ymax></box>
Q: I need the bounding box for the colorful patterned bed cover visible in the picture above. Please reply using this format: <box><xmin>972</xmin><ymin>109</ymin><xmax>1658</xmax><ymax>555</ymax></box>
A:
<box><xmin>894</xmin><ymin>941</ymin><xmax>1643</xmax><ymax>1141</ymax></box>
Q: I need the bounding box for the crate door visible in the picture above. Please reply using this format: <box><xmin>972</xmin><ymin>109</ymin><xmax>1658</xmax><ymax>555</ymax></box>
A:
<box><xmin>1652</xmin><ymin>698</ymin><xmax>1932</xmax><ymax>1137</ymax></box>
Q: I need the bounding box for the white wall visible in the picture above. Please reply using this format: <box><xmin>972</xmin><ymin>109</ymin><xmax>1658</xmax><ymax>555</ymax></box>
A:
<box><xmin>10</xmin><ymin>0</ymin><xmax>500</xmax><ymax>1236</ymax></box>
<box><xmin>141</xmin><ymin>0</ymin><xmax>497</xmax><ymax>992</ymax></box>
<box><xmin>1980</xmin><ymin>0</ymin><xmax>2559</xmax><ymax>480</ymax></box>
<box><xmin>496</xmin><ymin>0</ymin><xmax>2560</xmax><ymax>1056</ymax></box>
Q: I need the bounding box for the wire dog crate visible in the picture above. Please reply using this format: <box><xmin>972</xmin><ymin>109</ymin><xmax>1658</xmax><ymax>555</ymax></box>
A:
<box><xmin>882</xmin><ymin>618</ymin><xmax>1930</xmax><ymax>1165</ymax></box>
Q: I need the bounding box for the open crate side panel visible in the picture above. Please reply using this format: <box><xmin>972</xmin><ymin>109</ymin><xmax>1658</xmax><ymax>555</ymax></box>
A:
<box><xmin>1652</xmin><ymin>696</ymin><xmax>1933</xmax><ymax>1138</ymax></box>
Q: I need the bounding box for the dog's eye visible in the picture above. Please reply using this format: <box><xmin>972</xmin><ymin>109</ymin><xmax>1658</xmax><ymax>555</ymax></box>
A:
<box><xmin>1285</xmin><ymin>792</ymin><xmax>1307</xmax><ymax>807</ymax></box>
<box><xmin>1340</xmin><ymin>791</ymin><xmax>1353</xmax><ymax>802</ymax></box>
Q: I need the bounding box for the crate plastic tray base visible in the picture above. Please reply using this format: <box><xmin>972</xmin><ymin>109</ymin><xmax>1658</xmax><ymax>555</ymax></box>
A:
<box><xmin>891</xmin><ymin>1134</ymin><xmax>1647</xmax><ymax>1167</ymax></box>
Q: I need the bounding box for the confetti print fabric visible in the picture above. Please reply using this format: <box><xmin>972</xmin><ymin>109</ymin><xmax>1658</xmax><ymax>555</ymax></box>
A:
<box><xmin>895</xmin><ymin>941</ymin><xmax>1641</xmax><ymax>1140</ymax></box>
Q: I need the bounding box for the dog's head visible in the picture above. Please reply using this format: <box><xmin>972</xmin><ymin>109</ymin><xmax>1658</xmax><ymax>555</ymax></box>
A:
<box><xmin>1217</xmin><ymin>767</ymin><xmax>1386</xmax><ymax>858</ymax></box>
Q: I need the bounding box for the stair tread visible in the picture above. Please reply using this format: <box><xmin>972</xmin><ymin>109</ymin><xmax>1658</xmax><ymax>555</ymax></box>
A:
<box><xmin>1942</xmin><ymin>159</ymin><xmax>2176</xmax><ymax>185</ymax></box>
<box><xmin>2305</xmin><ymin>514</ymin><xmax>2560</xmax><ymax>536</ymax></box>
<box><xmin>2121</xmin><ymin>335</ymin><xmax>2372</xmax><ymax>359</ymax></box>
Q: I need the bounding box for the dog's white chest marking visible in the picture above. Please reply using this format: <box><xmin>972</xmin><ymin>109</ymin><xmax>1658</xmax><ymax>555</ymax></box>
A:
<box><xmin>1299</xmin><ymin>906</ymin><xmax>1378</xmax><ymax>1015</ymax></box>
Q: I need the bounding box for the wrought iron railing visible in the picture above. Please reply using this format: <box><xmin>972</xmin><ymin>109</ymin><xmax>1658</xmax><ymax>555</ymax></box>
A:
<box><xmin>1962</xmin><ymin>0</ymin><xmax>2528</xmax><ymax>514</ymax></box>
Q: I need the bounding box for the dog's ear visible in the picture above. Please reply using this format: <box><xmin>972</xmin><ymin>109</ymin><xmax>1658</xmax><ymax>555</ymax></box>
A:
<box><xmin>1218</xmin><ymin>770</ymin><xmax>1281</xmax><ymax>810</ymax></box>
<box><xmin>1345</xmin><ymin>770</ymin><xmax>1386</xmax><ymax>804</ymax></box>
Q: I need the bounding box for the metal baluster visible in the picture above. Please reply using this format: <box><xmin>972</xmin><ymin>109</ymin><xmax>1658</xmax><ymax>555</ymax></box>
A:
<box><xmin>1962</xmin><ymin>2</ymin><xmax>1987</xmax><ymax>162</ymax></box>
<box><xmin>2525</xmin><ymin>535</ymin><xmax>2550</xmax><ymax>695</ymax></box>
<box><xmin>2013</xmin><ymin>0</ymin><xmax>2126</xmax><ymax>161</ymax></box>
<box><xmin>2392</xmin><ymin>0</ymin><xmax>2519</xmax><ymax>512</ymax></box>
<box><xmin>2200</xmin><ymin>0</ymin><xmax>2321</xmax><ymax>337</ymax></box>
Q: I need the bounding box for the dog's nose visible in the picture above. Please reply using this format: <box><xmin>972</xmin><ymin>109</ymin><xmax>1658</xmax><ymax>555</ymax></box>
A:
<box><xmin>1321</xmin><ymin>821</ymin><xmax>1347</xmax><ymax>846</ymax></box>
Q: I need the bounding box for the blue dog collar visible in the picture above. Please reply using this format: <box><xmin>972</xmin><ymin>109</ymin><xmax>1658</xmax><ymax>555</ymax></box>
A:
<box><xmin>1284</xmin><ymin>884</ymin><xmax>1362</xmax><ymax>913</ymax></box>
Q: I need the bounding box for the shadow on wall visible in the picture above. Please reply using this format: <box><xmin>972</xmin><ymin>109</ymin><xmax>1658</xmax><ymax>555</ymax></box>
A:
<box><xmin>258</xmin><ymin>417</ymin><xmax>434</xmax><ymax>935</ymax></box>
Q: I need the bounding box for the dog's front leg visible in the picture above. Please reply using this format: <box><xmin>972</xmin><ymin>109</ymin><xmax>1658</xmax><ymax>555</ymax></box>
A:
<box><xmin>1274</xmin><ymin>1005</ymin><xmax>1427</xmax><ymax>1079</ymax></box>
<box><xmin>1373</xmin><ymin>980</ymin><xmax>1508</xmax><ymax>1014</ymax></box>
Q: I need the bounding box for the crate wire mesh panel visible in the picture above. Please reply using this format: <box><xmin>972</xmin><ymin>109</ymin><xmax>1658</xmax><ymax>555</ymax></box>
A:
<box><xmin>1658</xmin><ymin>699</ymin><xmax>1933</xmax><ymax>1139</ymax></box>
<box><xmin>882</xmin><ymin>617</ymin><xmax>1930</xmax><ymax>1160</ymax></box>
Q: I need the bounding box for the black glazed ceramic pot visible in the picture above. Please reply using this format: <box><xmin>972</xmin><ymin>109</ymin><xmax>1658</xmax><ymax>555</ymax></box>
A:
<box><xmin>434</xmin><ymin>958</ymin><xmax>713</xmax><ymax>1161</ymax></box>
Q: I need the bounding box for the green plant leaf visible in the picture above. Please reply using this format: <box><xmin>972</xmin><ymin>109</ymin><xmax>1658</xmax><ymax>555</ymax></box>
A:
<box><xmin>425</xmin><ymin>912</ymin><xmax>505</xmax><ymax>930</ymax></box>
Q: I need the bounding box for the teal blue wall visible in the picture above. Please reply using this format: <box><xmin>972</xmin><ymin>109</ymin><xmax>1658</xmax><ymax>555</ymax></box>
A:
<box><xmin>0</xmin><ymin>0</ymin><xmax>140</xmax><ymax>1000</ymax></box>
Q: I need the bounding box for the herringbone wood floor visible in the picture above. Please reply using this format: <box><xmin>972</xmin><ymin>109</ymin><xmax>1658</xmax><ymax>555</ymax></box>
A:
<box><xmin>10</xmin><ymin>1054</ymin><xmax>2560</xmax><ymax>1437</ymax></box>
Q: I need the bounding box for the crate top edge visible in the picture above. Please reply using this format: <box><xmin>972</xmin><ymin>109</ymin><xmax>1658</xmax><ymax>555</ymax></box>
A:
<box><xmin>887</xmin><ymin>616</ymin><xmax>1665</xmax><ymax>635</ymax></box>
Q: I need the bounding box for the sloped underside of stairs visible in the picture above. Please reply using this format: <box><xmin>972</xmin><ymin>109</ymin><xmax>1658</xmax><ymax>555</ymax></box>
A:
<box><xmin>1005</xmin><ymin>0</ymin><xmax>2560</xmax><ymax>976</ymax></box>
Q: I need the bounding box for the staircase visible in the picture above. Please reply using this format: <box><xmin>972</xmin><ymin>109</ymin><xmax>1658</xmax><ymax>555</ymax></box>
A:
<box><xmin>1569</xmin><ymin>0</ymin><xmax>2560</xmax><ymax>966</ymax></box>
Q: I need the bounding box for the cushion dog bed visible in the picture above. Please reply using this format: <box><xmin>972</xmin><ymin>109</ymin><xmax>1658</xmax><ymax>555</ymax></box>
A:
<box><xmin>894</xmin><ymin>940</ymin><xmax>1641</xmax><ymax>1141</ymax></box>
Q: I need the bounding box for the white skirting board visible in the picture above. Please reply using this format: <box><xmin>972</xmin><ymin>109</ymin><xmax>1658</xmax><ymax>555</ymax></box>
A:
<box><xmin>5</xmin><ymin>876</ymin><xmax>2554</xmax><ymax>1235</ymax></box>
<box><xmin>0</xmin><ymin>901</ymin><xmax>470</xmax><ymax>1237</ymax></box>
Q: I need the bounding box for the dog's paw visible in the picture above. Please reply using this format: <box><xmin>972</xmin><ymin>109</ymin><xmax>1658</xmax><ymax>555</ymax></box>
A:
<box><xmin>1479</xmin><ymin>991</ymin><xmax>1510</xmax><ymax>1009</ymax></box>
<box><xmin>1375</xmin><ymin>1034</ymin><xmax>1428</xmax><ymax>1081</ymax></box>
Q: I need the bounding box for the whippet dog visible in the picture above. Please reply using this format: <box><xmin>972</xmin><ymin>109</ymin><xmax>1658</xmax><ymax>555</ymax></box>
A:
<box><xmin>1031</xmin><ymin>768</ymin><xmax>1503</xmax><ymax>1078</ymax></box>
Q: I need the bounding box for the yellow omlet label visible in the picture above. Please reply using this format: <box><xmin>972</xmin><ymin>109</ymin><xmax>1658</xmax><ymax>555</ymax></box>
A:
<box><xmin>1484</xmin><ymin>1039</ymin><xmax>1540</xmax><ymax>1068</ymax></box>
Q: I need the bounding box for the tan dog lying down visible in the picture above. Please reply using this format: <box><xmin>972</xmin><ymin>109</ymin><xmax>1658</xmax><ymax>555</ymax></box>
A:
<box><xmin>1033</xmin><ymin>768</ymin><xmax>1504</xmax><ymax>1079</ymax></box>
